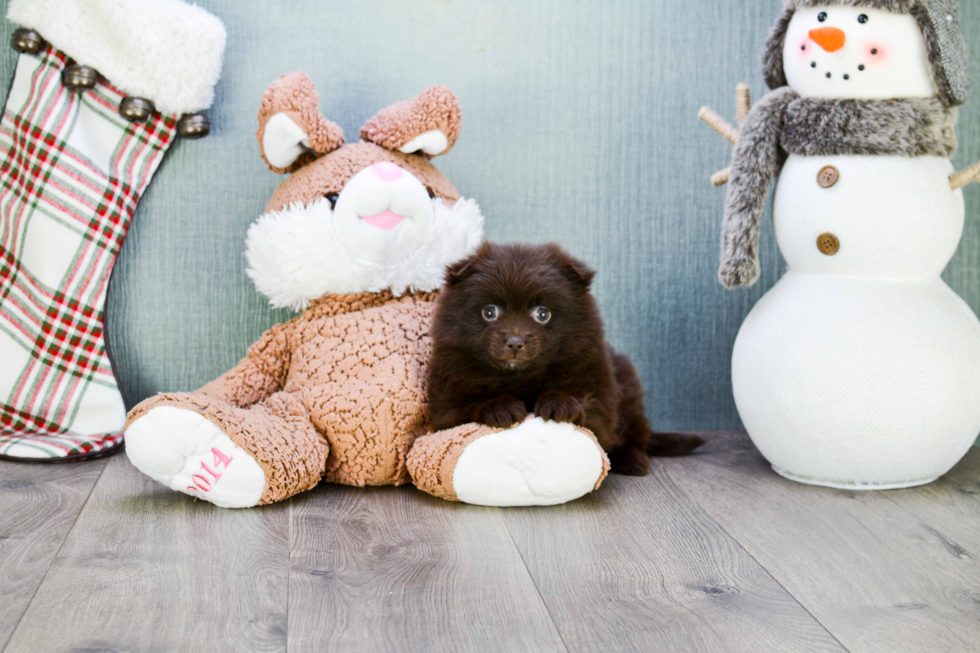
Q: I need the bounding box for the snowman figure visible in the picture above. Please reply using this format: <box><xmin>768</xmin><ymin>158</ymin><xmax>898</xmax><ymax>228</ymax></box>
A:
<box><xmin>701</xmin><ymin>0</ymin><xmax>980</xmax><ymax>488</ymax></box>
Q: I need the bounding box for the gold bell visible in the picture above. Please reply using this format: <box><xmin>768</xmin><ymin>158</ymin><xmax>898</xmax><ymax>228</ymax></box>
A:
<box><xmin>177</xmin><ymin>113</ymin><xmax>211</xmax><ymax>139</ymax></box>
<box><xmin>119</xmin><ymin>97</ymin><xmax>155</xmax><ymax>123</ymax></box>
<box><xmin>62</xmin><ymin>65</ymin><xmax>98</xmax><ymax>91</ymax></box>
<box><xmin>11</xmin><ymin>28</ymin><xmax>45</xmax><ymax>55</ymax></box>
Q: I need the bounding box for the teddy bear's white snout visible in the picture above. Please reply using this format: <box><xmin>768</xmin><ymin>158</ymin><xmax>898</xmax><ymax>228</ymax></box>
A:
<box><xmin>332</xmin><ymin>163</ymin><xmax>434</xmax><ymax>264</ymax></box>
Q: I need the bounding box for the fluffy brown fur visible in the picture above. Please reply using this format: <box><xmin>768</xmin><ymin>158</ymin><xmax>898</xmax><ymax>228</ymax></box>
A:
<box><xmin>427</xmin><ymin>242</ymin><xmax>704</xmax><ymax>476</ymax></box>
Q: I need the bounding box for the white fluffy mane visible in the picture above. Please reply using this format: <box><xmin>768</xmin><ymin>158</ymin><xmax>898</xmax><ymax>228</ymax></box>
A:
<box><xmin>245</xmin><ymin>197</ymin><xmax>484</xmax><ymax>310</ymax></box>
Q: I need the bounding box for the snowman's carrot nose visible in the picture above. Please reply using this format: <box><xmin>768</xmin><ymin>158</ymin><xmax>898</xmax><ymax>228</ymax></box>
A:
<box><xmin>809</xmin><ymin>27</ymin><xmax>846</xmax><ymax>52</ymax></box>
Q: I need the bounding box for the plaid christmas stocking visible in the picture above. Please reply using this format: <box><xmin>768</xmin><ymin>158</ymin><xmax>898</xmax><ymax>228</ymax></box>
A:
<box><xmin>0</xmin><ymin>0</ymin><xmax>225</xmax><ymax>461</ymax></box>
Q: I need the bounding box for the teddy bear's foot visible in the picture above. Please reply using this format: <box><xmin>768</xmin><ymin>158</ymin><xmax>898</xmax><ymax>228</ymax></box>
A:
<box><xmin>408</xmin><ymin>417</ymin><xmax>610</xmax><ymax>507</ymax></box>
<box><xmin>125</xmin><ymin>406</ymin><xmax>266</xmax><ymax>508</ymax></box>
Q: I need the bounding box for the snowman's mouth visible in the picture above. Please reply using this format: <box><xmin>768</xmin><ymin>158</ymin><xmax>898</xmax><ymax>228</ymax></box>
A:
<box><xmin>360</xmin><ymin>210</ymin><xmax>407</xmax><ymax>230</ymax></box>
<box><xmin>809</xmin><ymin>61</ymin><xmax>863</xmax><ymax>81</ymax></box>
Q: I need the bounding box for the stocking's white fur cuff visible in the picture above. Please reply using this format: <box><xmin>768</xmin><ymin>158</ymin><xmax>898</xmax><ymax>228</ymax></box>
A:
<box><xmin>8</xmin><ymin>0</ymin><xmax>226</xmax><ymax>114</ymax></box>
<box><xmin>246</xmin><ymin>197</ymin><xmax>485</xmax><ymax>311</ymax></box>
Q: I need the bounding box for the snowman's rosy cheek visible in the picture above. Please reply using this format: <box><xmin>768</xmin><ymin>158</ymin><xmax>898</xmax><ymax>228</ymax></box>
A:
<box><xmin>863</xmin><ymin>43</ymin><xmax>887</xmax><ymax>63</ymax></box>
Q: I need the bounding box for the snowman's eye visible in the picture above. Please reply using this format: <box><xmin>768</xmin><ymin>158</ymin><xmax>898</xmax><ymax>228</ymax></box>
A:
<box><xmin>818</xmin><ymin>12</ymin><xmax>828</xmax><ymax>22</ymax></box>
<box><xmin>858</xmin><ymin>14</ymin><xmax>869</xmax><ymax>23</ymax></box>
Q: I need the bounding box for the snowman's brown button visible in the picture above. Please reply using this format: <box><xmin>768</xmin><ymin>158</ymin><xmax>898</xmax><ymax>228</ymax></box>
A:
<box><xmin>817</xmin><ymin>232</ymin><xmax>840</xmax><ymax>256</ymax></box>
<box><xmin>817</xmin><ymin>165</ymin><xmax>840</xmax><ymax>188</ymax></box>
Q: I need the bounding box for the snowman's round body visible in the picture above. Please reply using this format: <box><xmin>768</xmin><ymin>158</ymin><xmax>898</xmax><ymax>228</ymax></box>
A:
<box><xmin>730</xmin><ymin>4</ymin><xmax>980</xmax><ymax>488</ymax></box>
<box><xmin>733</xmin><ymin>153</ymin><xmax>980</xmax><ymax>488</ymax></box>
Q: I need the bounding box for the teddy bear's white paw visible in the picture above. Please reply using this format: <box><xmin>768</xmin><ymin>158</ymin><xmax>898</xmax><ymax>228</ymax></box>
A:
<box><xmin>452</xmin><ymin>417</ymin><xmax>606</xmax><ymax>507</ymax></box>
<box><xmin>125</xmin><ymin>407</ymin><xmax>266</xmax><ymax>508</ymax></box>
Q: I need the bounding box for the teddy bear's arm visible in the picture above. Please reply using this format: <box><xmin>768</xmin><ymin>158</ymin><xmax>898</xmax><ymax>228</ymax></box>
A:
<box><xmin>197</xmin><ymin>322</ymin><xmax>292</xmax><ymax>408</ymax></box>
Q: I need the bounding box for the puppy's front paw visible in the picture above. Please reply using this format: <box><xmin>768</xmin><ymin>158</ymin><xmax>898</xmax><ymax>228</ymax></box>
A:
<box><xmin>477</xmin><ymin>396</ymin><xmax>528</xmax><ymax>428</ymax></box>
<box><xmin>535</xmin><ymin>391</ymin><xmax>585</xmax><ymax>425</ymax></box>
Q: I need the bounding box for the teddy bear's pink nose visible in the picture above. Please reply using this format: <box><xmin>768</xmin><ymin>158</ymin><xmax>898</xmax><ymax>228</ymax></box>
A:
<box><xmin>370</xmin><ymin>161</ymin><xmax>403</xmax><ymax>182</ymax></box>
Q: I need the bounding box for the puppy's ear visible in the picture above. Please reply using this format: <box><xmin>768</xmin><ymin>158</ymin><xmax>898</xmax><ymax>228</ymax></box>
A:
<box><xmin>256</xmin><ymin>73</ymin><xmax>345</xmax><ymax>173</ymax></box>
<box><xmin>548</xmin><ymin>244</ymin><xmax>595</xmax><ymax>289</ymax></box>
<box><xmin>361</xmin><ymin>85</ymin><xmax>461</xmax><ymax>158</ymax></box>
<box><xmin>445</xmin><ymin>242</ymin><xmax>491</xmax><ymax>286</ymax></box>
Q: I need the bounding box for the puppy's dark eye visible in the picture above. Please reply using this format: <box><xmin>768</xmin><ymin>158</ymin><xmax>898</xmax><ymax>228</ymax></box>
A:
<box><xmin>818</xmin><ymin>12</ymin><xmax>828</xmax><ymax>22</ymax></box>
<box><xmin>482</xmin><ymin>305</ymin><xmax>501</xmax><ymax>322</ymax></box>
<box><xmin>325</xmin><ymin>193</ymin><xmax>339</xmax><ymax>209</ymax></box>
<box><xmin>531</xmin><ymin>306</ymin><xmax>551</xmax><ymax>324</ymax></box>
<box><xmin>858</xmin><ymin>14</ymin><xmax>869</xmax><ymax>23</ymax></box>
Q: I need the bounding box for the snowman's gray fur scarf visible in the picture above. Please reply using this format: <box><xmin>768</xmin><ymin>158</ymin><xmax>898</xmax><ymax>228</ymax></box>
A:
<box><xmin>783</xmin><ymin>96</ymin><xmax>957</xmax><ymax>157</ymax></box>
<box><xmin>720</xmin><ymin>89</ymin><xmax>795</xmax><ymax>289</ymax></box>
<box><xmin>765</xmin><ymin>0</ymin><xmax>969</xmax><ymax>107</ymax></box>
<box><xmin>790</xmin><ymin>0</ymin><xmax>917</xmax><ymax>8</ymax></box>
<box><xmin>719</xmin><ymin>89</ymin><xmax>958</xmax><ymax>288</ymax></box>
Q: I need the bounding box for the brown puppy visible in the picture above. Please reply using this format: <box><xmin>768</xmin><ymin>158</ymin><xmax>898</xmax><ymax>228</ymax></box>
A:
<box><xmin>427</xmin><ymin>242</ymin><xmax>704</xmax><ymax>475</ymax></box>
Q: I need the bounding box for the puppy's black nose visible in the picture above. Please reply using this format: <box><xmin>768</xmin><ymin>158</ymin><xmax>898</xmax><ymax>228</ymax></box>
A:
<box><xmin>506</xmin><ymin>337</ymin><xmax>525</xmax><ymax>353</ymax></box>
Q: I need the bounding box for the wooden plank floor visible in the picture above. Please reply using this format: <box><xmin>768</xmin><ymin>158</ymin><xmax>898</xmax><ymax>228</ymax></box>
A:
<box><xmin>1</xmin><ymin>433</ymin><xmax>978</xmax><ymax>653</ymax></box>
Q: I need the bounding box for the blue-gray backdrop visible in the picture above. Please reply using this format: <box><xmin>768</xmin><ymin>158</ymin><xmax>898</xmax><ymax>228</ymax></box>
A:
<box><xmin>2</xmin><ymin>0</ymin><xmax>977</xmax><ymax>431</ymax></box>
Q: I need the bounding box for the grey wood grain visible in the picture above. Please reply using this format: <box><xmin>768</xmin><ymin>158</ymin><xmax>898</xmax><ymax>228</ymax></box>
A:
<box><xmin>0</xmin><ymin>459</ymin><xmax>107</xmax><ymax>650</ymax></box>
<box><xmin>4</xmin><ymin>455</ymin><xmax>289</xmax><ymax>653</ymax></box>
<box><xmin>287</xmin><ymin>484</ymin><xmax>567</xmax><ymax>653</ymax></box>
<box><xmin>6</xmin><ymin>436</ymin><xmax>980</xmax><ymax>651</ymax></box>
<box><xmin>875</xmin><ymin>448</ymin><xmax>980</xmax><ymax>584</ymax></box>
<box><xmin>499</xmin><ymin>463</ymin><xmax>846</xmax><ymax>653</ymax></box>
<box><xmin>665</xmin><ymin>432</ymin><xmax>980</xmax><ymax>653</ymax></box>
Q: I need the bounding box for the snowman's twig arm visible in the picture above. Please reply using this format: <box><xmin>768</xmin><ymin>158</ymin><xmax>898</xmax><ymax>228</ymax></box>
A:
<box><xmin>950</xmin><ymin>161</ymin><xmax>980</xmax><ymax>191</ymax></box>
<box><xmin>701</xmin><ymin>85</ymin><xmax>751</xmax><ymax>186</ymax></box>
<box><xmin>698</xmin><ymin>107</ymin><xmax>738</xmax><ymax>145</ymax></box>
<box><xmin>736</xmin><ymin>84</ymin><xmax>751</xmax><ymax>128</ymax></box>
<box><xmin>719</xmin><ymin>88</ymin><xmax>795</xmax><ymax>289</ymax></box>
<box><xmin>712</xmin><ymin>167</ymin><xmax>731</xmax><ymax>187</ymax></box>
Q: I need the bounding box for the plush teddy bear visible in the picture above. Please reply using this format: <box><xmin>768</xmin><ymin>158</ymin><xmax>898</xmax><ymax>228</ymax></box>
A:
<box><xmin>124</xmin><ymin>74</ymin><xmax>610</xmax><ymax>508</ymax></box>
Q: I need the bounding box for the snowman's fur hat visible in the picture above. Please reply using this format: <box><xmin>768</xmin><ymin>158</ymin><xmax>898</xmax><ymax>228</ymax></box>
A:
<box><xmin>763</xmin><ymin>0</ymin><xmax>969</xmax><ymax>106</ymax></box>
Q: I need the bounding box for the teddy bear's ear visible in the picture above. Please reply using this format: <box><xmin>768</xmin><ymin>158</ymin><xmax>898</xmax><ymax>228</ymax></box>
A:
<box><xmin>256</xmin><ymin>73</ymin><xmax>345</xmax><ymax>173</ymax></box>
<box><xmin>360</xmin><ymin>85</ymin><xmax>461</xmax><ymax>158</ymax></box>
